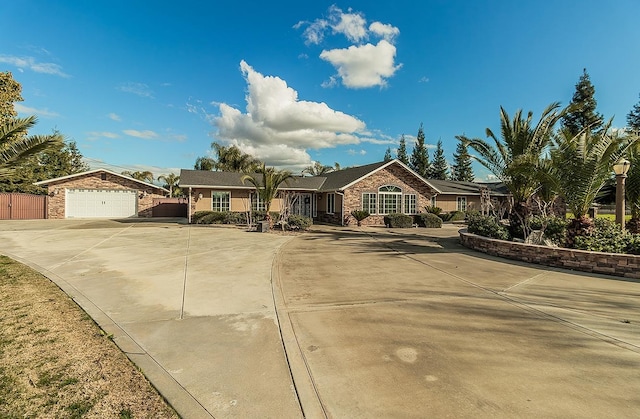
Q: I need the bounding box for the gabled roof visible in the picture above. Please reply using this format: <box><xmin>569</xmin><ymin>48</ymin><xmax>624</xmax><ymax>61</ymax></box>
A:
<box><xmin>34</xmin><ymin>169</ymin><xmax>169</xmax><ymax>193</ymax></box>
<box><xmin>179</xmin><ymin>169</ymin><xmax>326</xmax><ymax>190</ymax></box>
<box><xmin>428</xmin><ymin>178</ymin><xmax>509</xmax><ymax>196</ymax></box>
<box><xmin>318</xmin><ymin>159</ymin><xmax>441</xmax><ymax>193</ymax></box>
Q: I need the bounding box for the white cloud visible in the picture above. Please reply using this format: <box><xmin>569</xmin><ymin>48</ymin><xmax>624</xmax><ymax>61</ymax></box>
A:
<box><xmin>369</xmin><ymin>22</ymin><xmax>400</xmax><ymax>42</ymax></box>
<box><xmin>0</xmin><ymin>55</ymin><xmax>69</xmax><ymax>77</ymax></box>
<box><xmin>320</xmin><ymin>40</ymin><xmax>402</xmax><ymax>88</ymax></box>
<box><xmin>331</xmin><ymin>6</ymin><xmax>368</xmax><ymax>42</ymax></box>
<box><xmin>296</xmin><ymin>6</ymin><xmax>402</xmax><ymax>89</ymax></box>
<box><xmin>14</xmin><ymin>103</ymin><xmax>59</xmax><ymax>118</ymax></box>
<box><xmin>123</xmin><ymin>129</ymin><xmax>158</xmax><ymax>139</ymax></box>
<box><xmin>294</xmin><ymin>19</ymin><xmax>329</xmax><ymax>45</ymax></box>
<box><xmin>107</xmin><ymin>112</ymin><xmax>121</xmax><ymax>121</ymax></box>
<box><xmin>117</xmin><ymin>82</ymin><xmax>154</xmax><ymax>98</ymax></box>
<box><xmin>347</xmin><ymin>149</ymin><xmax>367</xmax><ymax>155</ymax></box>
<box><xmin>212</xmin><ymin>61</ymin><xmax>381</xmax><ymax>168</ymax></box>
<box><xmin>86</xmin><ymin>131</ymin><xmax>120</xmax><ymax>141</ymax></box>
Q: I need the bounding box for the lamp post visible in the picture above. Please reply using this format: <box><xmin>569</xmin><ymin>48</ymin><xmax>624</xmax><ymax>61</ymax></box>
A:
<box><xmin>613</xmin><ymin>157</ymin><xmax>631</xmax><ymax>228</ymax></box>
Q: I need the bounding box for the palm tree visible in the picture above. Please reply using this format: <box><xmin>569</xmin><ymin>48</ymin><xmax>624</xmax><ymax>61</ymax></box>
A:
<box><xmin>303</xmin><ymin>161</ymin><xmax>334</xmax><ymax>176</ymax></box>
<box><xmin>0</xmin><ymin>116</ymin><xmax>63</xmax><ymax>175</ymax></box>
<box><xmin>122</xmin><ymin>170</ymin><xmax>154</xmax><ymax>183</ymax></box>
<box><xmin>212</xmin><ymin>143</ymin><xmax>261</xmax><ymax>172</ymax></box>
<box><xmin>241</xmin><ymin>164</ymin><xmax>294</xmax><ymax>225</ymax></box>
<box><xmin>458</xmin><ymin>102</ymin><xmax>565</xmax><ymax>237</ymax></box>
<box><xmin>548</xmin><ymin>121</ymin><xmax>635</xmax><ymax>245</ymax></box>
<box><xmin>194</xmin><ymin>156</ymin><xmax>215</xmax><ymax>171</ymax></box>
<box><xmin>158</xmin><ymin>173</ymin><xmax>180</xmax><ymax>197</ymax></box>
<box><xmin>625</xmin><ymin>137</ymin><xmax>640</xmax><ymax>233</ymax></box>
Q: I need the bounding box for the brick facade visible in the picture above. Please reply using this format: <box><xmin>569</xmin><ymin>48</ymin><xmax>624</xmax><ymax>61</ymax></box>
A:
<box><xmin>43</xmin><ymin>171</ymin><xmax>165</xmax><ymax>219</ymax></box>
<box><xmin>459</xmin><ymin>229</ymin><xmax>640</xmax><ymax>279</ymax></box>
<box><xmin>341</xmin><ymin>164</ymin><xmax>436</xmax><ymax>226</ymax></box>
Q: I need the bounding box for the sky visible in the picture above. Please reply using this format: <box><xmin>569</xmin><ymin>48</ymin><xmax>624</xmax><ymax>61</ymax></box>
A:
<box><xmin>2</xmin><ymin>0</ymin><xmax>640</xmax><ymax>181</ymax></box>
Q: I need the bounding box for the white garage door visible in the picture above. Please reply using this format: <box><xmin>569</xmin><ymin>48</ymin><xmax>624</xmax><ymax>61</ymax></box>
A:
<box><xmin>66</xmin><ymin>189</ymin><xmax>138</xmax><ymax>218</ymax></box>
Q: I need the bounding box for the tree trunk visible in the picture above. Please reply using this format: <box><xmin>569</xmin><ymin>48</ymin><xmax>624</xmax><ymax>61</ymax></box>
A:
<box><xmin>565</xmin><ymin>216</ymin><xmax>595</xmax><ymax>248</ymax></box>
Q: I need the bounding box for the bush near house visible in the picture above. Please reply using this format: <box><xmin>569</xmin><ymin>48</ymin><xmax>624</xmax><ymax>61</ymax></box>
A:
<box><xmin>424</xmin><ymin>206</ymin><xmax>442</xmax><ymax>215</ymax></box>
<box><xmin>286</xmin><ymin>215</ymin><xmax>313</xmax><ymax>231</ymax></box>
<box><xmin>416</xmin><ymin>213</ymin><xmax>443</xmax><ymax>228</ymax></box>
<box><xmin>467</xmin><ymin>213</ymin><xmax>510</xmax><ymax>240</ymax></box>
<box><xmin>384</xmin><ymin>213</ymin><xmax>413</xmax><ymax>228</ymax></box>
<box><xmin>438</xmin><ymin>210</ymin><xmax>466</xmax><ymax>222</ymax></box>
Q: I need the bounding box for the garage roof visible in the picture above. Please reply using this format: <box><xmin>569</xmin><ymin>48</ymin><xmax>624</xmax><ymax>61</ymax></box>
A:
<box><xmin>34</xmin><ymin>169</ymin><xmax>169</xmax><ymax>193</ymax></box>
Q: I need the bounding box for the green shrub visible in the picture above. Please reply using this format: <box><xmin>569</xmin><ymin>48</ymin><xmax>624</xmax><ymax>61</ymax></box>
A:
<box><xmin>625</xmin><ymin>234</ymin><xmax>640</xmax><ymax>255</ymax></box>
<box><xmin>424</xmin><ymin>206</ymin><xmax>442</xmax><ymax>215</ymax></box>
<box><xmin>529</xmin><ymin>215</ymin><xmax>567</xmax><ymax>245</ymax></box>
<box><xmin>448</xmin><ymin>211</ymin><xmax>466</xmax><ymax>222</ymax></box>
<box><xmin>574</xmin><ymin>218</ymin><xmax>629</xmax><ymax>253</ymax></box>
<box><xmin>467</xmin><ymin>213</ymin><xmax>510</xmax><ymax>240</ymax></box>
<box><xmin>417</xmin><ymin>213</ymin><xmax>442</xmax><ymax>228</ymax></box>
<box><xmin>198</xmin><ymin>211</ymin><xmax>227</xmax><ymax>224</ymax></box>
<box><xmin>287</xmin><ymin>215</ymin><xmax>313</xmax><ymax>231</ymax></box>
<box><xmin>192</xmin><ymin>211</ymin><xmax>212</xmax><ymax>223</ymax></box>
<box><xmin>350</xmin><ymin>210</ymin><xmax>370</xmax><ymax>226</ymax></box>
<box><xmin>384</xmin><ymin>213</ymin><xmax>413</xmax><ymax>228</ymax></box>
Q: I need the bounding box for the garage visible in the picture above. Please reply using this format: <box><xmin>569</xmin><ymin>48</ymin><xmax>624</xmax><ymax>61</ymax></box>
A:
<box><xmin>34</xmin><ymin>169</ymin><xmax>168</xmax><ymax>219</ymax></box>
<box><xmin>66</xmin><ymin>189</ymin><xmax>138</xmax><ymax>218</ymax></box>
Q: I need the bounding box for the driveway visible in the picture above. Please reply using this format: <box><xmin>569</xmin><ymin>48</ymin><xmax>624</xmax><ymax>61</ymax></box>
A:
<box><xmin>275</xmin><ymin>225</ymin><xmax>640</xmax><ymax>418</ymax></box>
<box><xmin>1</xmin><ymin>220</ymin><xmax>639</xmax><ymax>418</ymax></box>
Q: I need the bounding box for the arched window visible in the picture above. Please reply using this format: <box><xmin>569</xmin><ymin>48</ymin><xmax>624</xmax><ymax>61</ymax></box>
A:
<box><xmin>378</xmin><ymin>185</ymin><xmax>402</xmax><ymax>214</ymax></box>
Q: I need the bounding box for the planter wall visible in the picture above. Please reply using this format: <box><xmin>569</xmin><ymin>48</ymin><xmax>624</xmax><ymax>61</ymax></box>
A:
<box><xmin>459</xmin><ymin>229</ymin><xmax>640</xmax><ymax>279</ymax></box>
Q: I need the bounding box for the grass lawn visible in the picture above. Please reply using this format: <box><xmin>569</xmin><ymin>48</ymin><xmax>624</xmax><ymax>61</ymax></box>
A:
<box><xmin>0</xmin><ymin>255</ymin><xmax>178</xmax><ymax>419</ymax></box>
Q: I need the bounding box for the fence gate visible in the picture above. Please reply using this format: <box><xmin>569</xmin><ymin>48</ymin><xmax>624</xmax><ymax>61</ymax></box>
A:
<box><xmin>0</xmin><ymin>193</ymin><xmax>48</xmax><ymax>220</ymax></box>
<box><xmin>152</xmin><ymin>197</ymin><xmax>188</xmax><ymax>217</ymax></box>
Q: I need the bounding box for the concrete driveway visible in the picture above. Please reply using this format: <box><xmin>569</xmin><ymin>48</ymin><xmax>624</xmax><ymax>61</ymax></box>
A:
<box><xmin>1</xmin><ymin>220</ymin><xmax>639</xmax><ymax>418</ymax></box>
<box><xmin>275</xmin><ymin>225</ymin><xmax>640</xmax><ymax>418</ymax></box>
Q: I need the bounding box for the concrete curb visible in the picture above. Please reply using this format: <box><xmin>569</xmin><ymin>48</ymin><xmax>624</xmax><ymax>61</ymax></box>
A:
<box><xmin>271</xmin><ymin>242</ymin><xmax>327</xmax><ymax>419</ymax></box>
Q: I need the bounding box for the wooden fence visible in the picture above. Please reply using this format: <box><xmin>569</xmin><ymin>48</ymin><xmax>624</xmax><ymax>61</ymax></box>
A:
<box><xmin>0</xmin><ymin>193</ymin><xmax>48</xmax><ymax>220</ymax></box>
<box><xmin>152</xmin><ymin>197</ymin><xmax>188</xmax><ymax>217</ymax></box>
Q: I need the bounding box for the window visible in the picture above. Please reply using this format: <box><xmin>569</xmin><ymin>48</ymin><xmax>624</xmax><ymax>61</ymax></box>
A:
<box><xmin>457</xmin><ymin>196</ymin><xmax>467</xmax><ymax>212</ymax></box>
<box><xmin>251</xmin><ymin>193</ymin><xmax>265</xmax><ymax>211</ymax></box>
<box><xmin>327</xmin><ymin>193</ymin><xmax>336</xmax><ymax>213</ymax></box>
<box><xmin>212</xmin><ymin>192</ymin><xmax>230</xmax><ymax>212</ymax></box>
<box><xmin>378</xmin><ymin>185</ymin><xmax>402</xmax><ymax>214</ymax></box>
<box><xmin>404</xmin><ymin>194</ymin><xmax>417</xmax><ymax>214</ymax></box>
<box><xmin>362</xmin><ymin>193</ymin><xmax>377</xmax><ymax>214</ymax></box>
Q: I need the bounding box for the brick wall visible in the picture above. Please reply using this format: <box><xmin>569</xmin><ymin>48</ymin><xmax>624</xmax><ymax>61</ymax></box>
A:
<box><xmin>45</xmin><ymin>172</ymin><xmax>165</xmax><ymax>219</ymax></box>
<box><xmin>342</xmin><ymin>164</ymin><xmax>436</xmax><ymax>226</ymax></box>
<box><xmin>459</xmin><ymin>229</ymin><xmax>640</xmax><ymax>279</ymax></box>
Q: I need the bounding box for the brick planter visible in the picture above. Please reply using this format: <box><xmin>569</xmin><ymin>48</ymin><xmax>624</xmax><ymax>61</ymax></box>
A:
<box><xmin>459</xmin><ymin>229</ymin><xmax>640</xmax><ymax>279</ymax></box>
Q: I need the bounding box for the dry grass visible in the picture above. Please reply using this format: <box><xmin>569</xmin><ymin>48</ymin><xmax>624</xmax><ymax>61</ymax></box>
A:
<box><xmin>0</xmin><ymin>255</ymin><xmax>179</xmax><ymax>419</ymax></box>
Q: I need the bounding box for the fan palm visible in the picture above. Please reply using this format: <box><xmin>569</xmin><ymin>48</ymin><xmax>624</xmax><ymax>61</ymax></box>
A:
<box><xmin>241</xmin><ymin>164</ymin><xmax>294</xmax><ymax>224</ymax></box>
<box><xmin>158</xmin><ymin>173</ymin><xmax>180</xmax><ymax>197</ymax></box>
<box><xmin>457</xmin><ymin>102</ymin><xmax>565</xmax><ymax>237</ymax></box>
<box><xmin>0</xmin><ymin>116</ymin><xmax>63</xmax><ymax>176</ymax></box>
<box><xmin>548</xmin><ymin>120</ymin><xmax>635</xmax><ymax>244</ymax></box>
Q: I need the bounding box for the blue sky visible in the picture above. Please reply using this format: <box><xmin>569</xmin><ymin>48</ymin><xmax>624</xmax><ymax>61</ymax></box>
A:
<box><xmin>2</xmin><ymin>0</ymin><xmax>639</xmax><ymax>180</ymax></box>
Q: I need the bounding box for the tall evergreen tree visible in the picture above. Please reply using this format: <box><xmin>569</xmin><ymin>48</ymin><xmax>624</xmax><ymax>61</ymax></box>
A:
<box><xmin>627</xmin><ymin>93</ymin><xmax>640</xmax><ymax>132</ymax></box>
<box><xmin>396</xmin><ymin>135</ymin><xmax>409</xmax><ymax>165</ymax></box>
<box><xmin>562</xmin><ymin>68</ymin><xmax>603</xmax><ymax>136</ymax></box>
<box><xmin>410</xmin><ymin>123</ymin><xmax>431</xmax><ymax>178</ymax></box>
<box><xmin>383</xmin><ymin>147</ymin><xmax>392</xmax><ymax>162</ymax></box>
<box><xmin>451</xmin><ymin>140</ymin><xmax>475</xmax><ymax>182</ymax></box>
<box><xmin>431</xmin><ymin>139</ymin><xmax>449</xmax><ymax>180</ymax></box>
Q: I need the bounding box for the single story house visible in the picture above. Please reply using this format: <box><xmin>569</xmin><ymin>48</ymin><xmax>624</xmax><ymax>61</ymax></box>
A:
<box><xmin>34</xmin><ymin>169</ymin><xmax>168</xmax><ymax>219</ymax></box>
<box><xmin>180</xmin><ymin>159</ymin><xmax>444</xmax><ymax>226</ymax></box>
<box><xmin>427</xmin><ymin>179</ymin><xmax>510</xmax><ymax>214</ymax></box>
